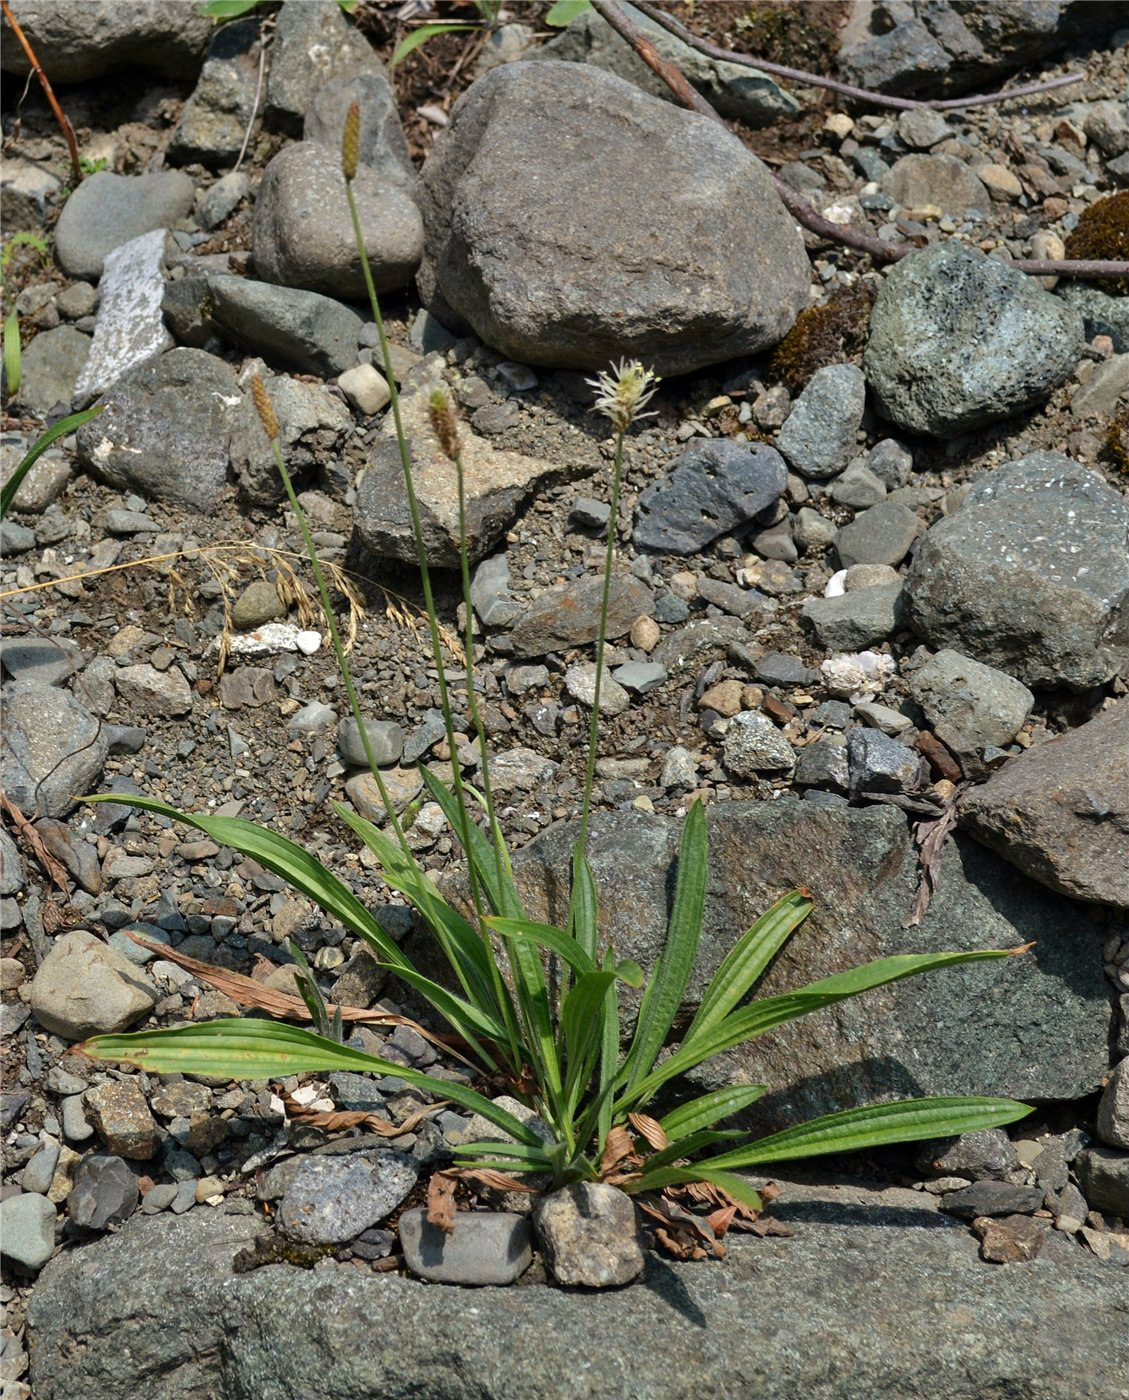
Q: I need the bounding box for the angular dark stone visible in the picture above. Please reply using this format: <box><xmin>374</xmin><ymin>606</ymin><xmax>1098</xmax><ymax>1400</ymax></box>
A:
<box><xmin>633</xmin><ymin>440</ymin><xmax>787</xmax><ymax>553</ymax></box>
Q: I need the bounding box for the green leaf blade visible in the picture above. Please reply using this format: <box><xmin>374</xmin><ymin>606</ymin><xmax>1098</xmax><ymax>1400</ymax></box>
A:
<box><xmin>659</xmin><ymin>1084</ymin><xmax>769</xmax><ymax>1140</ymax></box>
<box><xmin>2</xmin><ymin>405</ymin><xmax>103</xmax><ymax>521</ymax></box>
<box><xmin>389</xmin><ymin>22</ymin><xmax>476</xmax><ymax>68</ymax></box>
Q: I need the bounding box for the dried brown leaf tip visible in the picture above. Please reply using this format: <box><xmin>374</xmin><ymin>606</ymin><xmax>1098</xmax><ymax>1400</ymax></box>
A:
<box><xmin>428</xmin><ymin>388</ymin><xmax>461</xmax><ymax>460</ymax></box>
<box><xmin>251</xmin><ymin>375</ymin><xmax>279</xmax><ymax>441</ymax></box>
<box><xmin>342</xmin><ymin>100</ymin><xmax>360</xmax><ymax>181</ymax></box>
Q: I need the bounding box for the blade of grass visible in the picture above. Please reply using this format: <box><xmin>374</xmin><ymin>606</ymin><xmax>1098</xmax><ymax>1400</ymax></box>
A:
<box><xmin>1</xmin><ymin>405</ymin><xmax>103</xmax><ymax>520</ymax></box>
<box><xmin>659</xmin><ymin>1084</ymin><xmax>769</xmax><ymax>1139</ymax></box>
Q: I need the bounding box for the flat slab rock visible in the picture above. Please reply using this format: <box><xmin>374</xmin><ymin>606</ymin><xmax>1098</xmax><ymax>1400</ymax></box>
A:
<box><xmin>26</xmin><ymin>1189</ymin><xmax>1127</xmax><ymax>1399</ymax></box>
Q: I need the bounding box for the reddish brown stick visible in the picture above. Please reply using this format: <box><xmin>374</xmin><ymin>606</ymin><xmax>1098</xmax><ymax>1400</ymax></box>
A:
<box><xmin>589</xmin><ymin>0</ymin><xmax>1129</xmax><ymax>282</ymax></box>
<box><xmin>1</xmin><ymin>0</ymin><xmax>82</xmax><ymax>185</ymax></box>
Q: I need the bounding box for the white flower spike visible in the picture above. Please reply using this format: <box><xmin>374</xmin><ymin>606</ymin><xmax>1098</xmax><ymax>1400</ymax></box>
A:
<box><xmin>586</xmin><ymin>359</ymin><xmax>660</xmax><ymax>433</ymax></box>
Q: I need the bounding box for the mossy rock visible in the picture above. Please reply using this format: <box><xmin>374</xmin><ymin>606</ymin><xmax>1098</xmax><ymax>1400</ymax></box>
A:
<box><xmin>768</xmin><ymin>281</ymin><xmax>876</xmax><ymax>394</ymax></box>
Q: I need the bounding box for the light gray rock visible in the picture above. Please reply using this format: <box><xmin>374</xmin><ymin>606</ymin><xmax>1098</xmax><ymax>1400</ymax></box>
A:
<box><xmin>864</xmin><ymin>243</ymin><xmax>1084</xmax><ymax>436</ymax></box>
<box><xmin>1076</xmin><ymin>1146</ymin><xmax>1129</xmax><ymax>1219</ymax></box>
<box><xmin>904</xmin><ymin>454</ymin><xmax>1129</xmax><ymax>689</ymax></box>
<box><xmin>1084</xmin><ymin>99</ymin><xmax>1129</xmax><ymax>157</ymax></box>
<box><xmin>399</xmin><ymin>1208</ymin><xmax>532</xmax><ymax>1285</ymax></box>
<box><xmin>264</xmin><ymin>0</ymin><xmax>385</xmax><ymax>136</ymax></box>
<box><xmin>881</xmin><ymin>153</ymin><xmax>988</xmax><ymax>214</ymax></box>
<box><xmin>168</xmin><ymin>18</ymin><xmax>262</xmax><ymax>167</ymax></box>
<box><xmin>564</xmin><ymin>662</ymin><xmax>630</xmax><ymax>716</ymax></box>
<box><xmin>278</xmin><ymin>1150</ymin><xmax>418</xmax><ymax>1244</ymax></box>
<box><xmin>1097</xmin><ymin>1058</ymin><xmax>1129</xmax><ymax>1150</ymax></box>
<box><xmin>958</xmin><ymin>702</ymin><xmax>1129</xmax><ymax>909</ymax></box>
<box><xmin>793</xmin><ymin>506</ymin><xmax>838</xmax><ymax>550</ymax></box>
<box><xmin>14</xmin><ymin>325</ymin><xmax>90</xmax><ymax>414</ymax></box>
<box><xmin>304</xmin><ymin>72</ymin><xmax>416</xmax><ymax>193</ymax></box>
<box><xmin>195</xmin><ymin>171</ymin><xmax>249</xmax><ymax>231</ymax></box>
<box><xmin>775</xmin><ymin>364</ymin><xmax>867</xmax><ymax>480</ymax></box>
<box><xmin>227</xmin><ymin>368</ymin><xmax>352</xmax><ymax>505</ymax></box>
<box><xmin>896</xmin><ymin>107</ymin><xmax>950</xmax><ymax>150</ymax></box>
<box><xmin>0</xmin><ymin>0</ymin><xmax>210</xmax><ymax>83</ymax></box>
<box><xmin>54</xmin><ymin>172</ymin><xmax>193</xmax><ymax>282</ymax></box>
<box><xmin>509</xmin><ymin>802</ymin><xmax>1112</xmax><ymax>1125</ymax></box>
<box><xmin>252</xmin><ymin>141</ymin><xmax>422</xmax><ymax>300</ymax></box>
<box><xmin>0</xmin><ymin>439</ymin><xmax>70</xmax><ymax>513</ymax></box>
<box><xmin>1055</xmin><ymin>283</ymin><xmax>1129</xmax><ymax>354</ymax></box>
<box><xmin>830</xmin><ymin>461</ymin><xmax>886</xmax><ymax>507</ymax></box>
<box><xmin>68</xmin><ymin>1153</ymin><xmax>140</xmax><ymax>1230</ymax></box>
<box><xmin>613</xmin><ymin>661</ymin><xmax>667</xmax><ymax>694</ymax></box>
<box><xmin>73</xmin><ymin>230</ymin><xmax>171</xmax><ymax>407</ymax></box>
<box><xmin>471</xmin><ymin>553</ymin><xmax>521</xmax><ymax>627</ymax></box>
<box><xmin>802</xmin><ymin>582</ymin><xmax>904</xmax><ymax>650</ymax></box>
<box><xmin>172</xmin><ymin>275</ymin><xmax>364</xmax><ymax>378</ymax></box>
<box><xmin>910</xmin><ymin>649</ymin><xmax>1034</xmax><ymax>749</ymax></box>
<box><xmin>30</xmin><ymin>929</ymin><xmax>158</xmax><ymax>1039</ymax></box>
<box><xmin>26</xmin><ymin>1204</ymin><xmax>1129</xmax><ymax>1399</ymax></box>
<box><xmin>722</xmin><ymin>710</ymin><xmax>795</xmax><ymax>776</ymax></box>
<box><xmin>0</xmin><ymin>828</ymin><xmax>23</xmax><ymax>895</ymax></box>
<box><xmin>532</xmin><ymin>1</ymin><xmax>797</xmax><ymax>127</ymax></box>
<box><xmin>835</xmin><ymin>500</ymin><xmax>921</xmax><ymax>568</ymax></box>
<box><xmin>0</xmin><ymin>681</ymin><xmax>108</xmax><ymax>818</ymax></box>
<box><xmin>76</xmin><ymin>348</ymin><xmax>239</xmax><ymax>509</ymax></box>
<box><xmin>1070</xmin><ymin>353</ymin><xmax>1128</xmax><ymax>422</ymax></box>
<box><xmin>633</xmin><ymin>440</ymin><xmax>787</xmax><ymax>553</ymax></box>
<box><xmin>338</xmin><ymin>717</ymin><xmax>405</xmax><ymax>768</ymax></box>
<box><xmin>534</xmin><ymin>1183</ymin><xmax>644</xmax><ymax>1288</ymax></box>
<box><xmin>417</xmin><ymin>62</ymin><xmax>810</xmax><ymax>375</ymax></box>
<box><xmin>864</xmin><ymin>438</ymin><xmax>913</xmax><ymax>490</ymax></box>
<box><xmin>0</xmin><ymin>1192</ymin><xmax>56</xmax><ymax>1272</ymax></box>
<box><xmin>113</xmin><ymin>663</ymin><xmax>193</xmax><ymax>718</ymax></box>
<box><xmin>0</xmin><ymin>635</ymin><xmax>85</xmax><ymax>687</ymax></box>
<box><xmin>356</xmin><ymin>374</ymin><xmax>580</xmax><ymax>567</ymax></box>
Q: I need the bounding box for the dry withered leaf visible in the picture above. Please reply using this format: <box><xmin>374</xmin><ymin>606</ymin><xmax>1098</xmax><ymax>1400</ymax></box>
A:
<box><xmin>600</xmin><ymin>1125</ymin><xmax>641</xmax><ymax>1177</ymax></box>
<box><xmin>280</xmin><ymin>1091</ymin><xmax>447</xmax><ymax>1138</ymax></box>
<box><xmin>447</xmin><ymin>1167</ymin><xmax>537</xmax><ymax>1195</ymax></box>
<box><xmin>426</xmin><ymin>1170</ymin><xmax>459</xmax><ymax>1233</ymax></box>
<box><xmin>628</xmin><ymin>1112</ymin><xmax>669</xmax><ymax>1151</ymax></box>
<box><xmin>748</xmin><ymin>1216</ymin><xmax>794</xmax><ymax>1238</ymax></box>
<box><xmin>637</xmin><ymin>1195</ymin><xmax>724</xmax><ymax>1260</ymax></box>
<box><xmin>904</xmin><ymin>802</ymin><xmax>958</xmax><ymax>929</ymax></box>
<box><xmin>0</xmin><ymin>790</ymin><xmax>69</xmax><ymax>894</ymax></box>
<box><xmin>124</xmin><ymin>931</ymin><xmax>473</xmax><ymax>1064</ymax></box>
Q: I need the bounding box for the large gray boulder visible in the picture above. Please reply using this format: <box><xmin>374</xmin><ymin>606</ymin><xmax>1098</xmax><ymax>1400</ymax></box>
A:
<box><xmin>54</xmin><ymin>172</ymin><xmax>194</xmax><ymax>282</ymax></box>
<box><xmin>959</xmin><ymin>702</ymin><xmax>1129</xmax><ymax>910</ymax></box>
<box><xmin>0</xmin><ymin>682</ymin><xmax>108</xmax><ymax>819</ymax></box>
<box><xmin>531</xmin><ymin>1</ymin><xmax>798</xmax><ymax>127</ymax></box>
<box><xmin>497</xmin><ymin>801</ymin><xmax>1111</xmax><ymax>1129</ymax></box>
<box><xmin>904</xmin><ymin>454</ymin><xmax>1129</xmax><ymax>690</ymax></box>
<box><xmin>863</xmin><ymin>243</ymin><xmax>1083</xmax><ymax>436</ymax></box>
<box><xmin>27</xmin><ymin>1204</ymin><xmax>1128</xmax><ymax>1399</ymax></box>
<box><xmin>416</xmin><ymin>62</ymin><xmax>810</xmax><ymax>375</ymax></box>
<box><xmin>0</xmin><ymin>0</ymin><xmax>210</xmax><ymax>83</ymax></box>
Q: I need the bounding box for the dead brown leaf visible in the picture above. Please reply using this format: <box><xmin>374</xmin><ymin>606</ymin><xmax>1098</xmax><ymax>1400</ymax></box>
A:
<box><xmin>446</xmin><ymin>1167</ymin><xmax>537</xmax><ymax>1195</ymax></box>
<box><xmin>903</xmin><ymin>802</ymin><xmax>958</xmax><ymax>928</ymax></box>
<box><xmin>426</xmin><ymin>1170</ymin><xmax>459</xmax><ymax>1233</ymax></box>
<box><xmin>0</xmin><ymin>790</ymin><xmax>69</xmax><ymax>894</ymax></box>
<box><xmin>600</xmin><ymin>1125</ymin><xmax>641</xmax><ymax>1177</ymax></box>
<box><xmin>280</xmin><ymin>1091</ymin><xmax>447</xmax><ymax>1138</ymax></box>
<box><xmin>124</xmin><ymin>931</ymin><xmax>474</xmax><ymax>1065</ymax></box>
<box><xmin>628</xmin><ymin>1112</ymin><xmax>669</xmax><ymax>1152</ymax></box>
<box><xmin>637</xmin><ymin>1195</ymin><xmax>724</xmax><ymax>1260</ymax></box>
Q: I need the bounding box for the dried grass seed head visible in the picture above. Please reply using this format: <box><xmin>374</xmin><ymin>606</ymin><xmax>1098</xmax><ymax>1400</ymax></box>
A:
<box><xmin>342</xmin><ymin>100</ymin><xmax>361</xmax><ymax>181</ymax></box>
<box><xmin>428</xmin><ymin>387</ymin><xmax>461</xmax><ymax>461</ymax></box>
<box><xmin>586</xmin><ymin>359</ymin><xmax>660</xmax><ymax>433</ymax></box>
<box><xmin>251</xmin><ymin>375</ymin><xmax>280</xmax><ymax>441</ymax></box>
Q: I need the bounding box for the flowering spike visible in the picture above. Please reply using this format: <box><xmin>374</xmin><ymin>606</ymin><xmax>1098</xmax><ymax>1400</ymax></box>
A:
<box><xmin>586</xmin><ymin>359</ymin><xmax>660</xmax><ymax>433</ymax></box>
<box><xmin>251</xmin><ymin>374</ymin><xmax>279</xmax><ymax>441</ymax></box>
<box><xmin>428</xmin><ymin>387</ymin><xmax>461</xmax><ymax>461</ymax></box>
<box><xmin>342</xmin><ymin>100</ymin><xmax>360</xmax><ymax>181</ymax></box>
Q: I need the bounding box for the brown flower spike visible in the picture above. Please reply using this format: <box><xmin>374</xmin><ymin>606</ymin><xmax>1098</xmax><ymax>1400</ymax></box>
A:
<box><xmin>428</xmin><ymin>388</ymin><xmax>461</xmax><ymax>461</ymax></box>
<box><xmin>251</xmin><ymin>374</ymin><xmax>279</xmax><ymax>441</ymax></box>
<box><xmin>342</xmin><ymin>100</ymin><xmax>360</xmax><ymax>181</ymax></box>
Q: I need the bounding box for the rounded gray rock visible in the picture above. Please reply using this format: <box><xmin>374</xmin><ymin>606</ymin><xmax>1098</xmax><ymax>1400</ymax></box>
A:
<box><xmin>776</xmin><ymin>364</ymin><xmax>867</xmax><ymax>479</ymax></box>
<box><xmin>278</xmin><ymin>1151</ymin><xmax>418</xmax><ymax>1245</ymax></box>
<box><xmin>534</xmin><ymin>1183</ymin><xmax>644</xmax><ymax>1288</ymax></box>
<box><xmin>0</xmin><ymin>1192</ymin><xmax>56</xmax><ymax>1272</ymax></box>
<box><xmin>722</xmin><ymin>710</ymin><xmax>795</xmax><ymax>776</ymax></box>
<box><xmin>399</xmin><ymin>1207</ymin><xmax>532</xmax><ymax>1286</ymax></box>
<box><xmin>864</xmin><ymin>243</ymin><xmax>1084</xmax><ymax>436</ymax></box>
<box><xmin>304</xmin><ymin>72</ymin><xmax>416</xmax><ymax>194</ymax></box>
<box><xmin>0</xmin><ymin>681</ymin><xmax>108</xmax><ymax>818</ymax></box>
<box><xmin>904</xmin><ymin>454</ymin><xmax>1129</xmax><ymax>689</ymax></box>
<box><xmin>54</xmin><ymin>171</ymin><xmax>194</xmax><ymax>281</ymax></box>
<box><xmin>881</xmin><ymin>153</ymin><xmax>989</xmax><ymax>215</ymax></box>
<box><xmin>15</xmin><ymin>326</ymin><xmax>91</xmax><ymax>415</ymax></box>
<box><xmin>417</xmin><ymin>61</ymin><xmax>810</xmax><ymax>375</ymax></box>
<box><xmin>909</xmin><ymin>649</ymin><xmax>1033</xmax><ymax>749</ymax></box>
<box><xmin>252</xmin><ymin>142</ymin><xmax>423</xmax><ymax>300</ymax></box>
<box><xmin>76</xmin><ymin>348</ymin><xmax>239</xmax><ymax>509</ymax></box>
<box><xmin>338</xmin><ymin>717</ymin><xmax>405</xmax><ymax>768</ymax></box>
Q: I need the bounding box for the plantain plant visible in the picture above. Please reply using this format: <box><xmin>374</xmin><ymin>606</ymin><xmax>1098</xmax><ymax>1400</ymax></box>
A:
<box><xmin>79</xmin><ymin>103</ymin><xmax>1032</xmax><ymax>1226</ymax></box>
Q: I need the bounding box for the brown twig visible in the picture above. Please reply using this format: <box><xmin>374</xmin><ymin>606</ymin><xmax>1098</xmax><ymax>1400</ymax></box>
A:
<box><xmin>630</xmin><ymin>1</ymin><xmax>1086</xmax><ymax>113</ymax></box>
<box><xmin>1</xmin><ymin>0</ymin><xmax>82</xmax><ymax>185</ymax></box>
<box><xmin>589</xmin><ymin>0</ymin><xmax>1129</xmax><ymax>282</ymax></box>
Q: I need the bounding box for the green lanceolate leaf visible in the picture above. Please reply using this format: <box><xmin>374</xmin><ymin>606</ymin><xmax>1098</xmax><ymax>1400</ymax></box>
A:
<box><xmin>567</xmin><ymin>839</ymin><xmax>599</xmax><ymax>966</ymax></box>
<box><xmin>81</xmin><ymin>794</ymin><xmax>411</xmax><ymax>970</ymax></box>
<box><xmin>619</xmin><ymin>945</ymin><xmax>1031</xmax><ymax>1111</ymax></box>
<box><xmin>419</xmin><ymin>766</ymin><xmax>522</xmax><ymax>919</ymax></box>
<box><xmin>487</xmin><ymin>917</ymin><xmax>597</xmax><ymax>979</ymax></box>
<box><xmin>79</xmin><ymin>1020</ymin><xmax>547</xmax><ymax>1147</ymax></box>
<box><xmin>560</xmin><ymin>968</ymin><xmax>618</xmax><ymax>1103</ymax></box>
<box><xmin>3</xmin><ymin>310</ymin><xmax>21</xmax><ymax>399</ymax></box>
<box><xmin>452</xmin><ymin>1140</ymin><xmax>553</xmax><ymax>1170</ymax></box>
<box><xmin>684</xmin><ymin>889</ymin><xmax>813</xmax><ymax>1042</ymax></box>
<box><xmin>686</xmin><ymin>1096</ymin><xmax>1033</xmax><ymax>1171</ymax></box>
<box><xmin>544</xmin><ymin>0</ymin><xmax>591</xmax><ymax>26</ymax></box>
<box><xmin>389</xmin><ymin>22</ymin><xmax>476</xmax><ymax>68</ymax></box>
<box><xmin>200</xmin><ymin>0</ymin><xmax>263</xmax><ymax>17</ymax></box>
<box><xmin>659</xmin><ymin>1084</ymin><xmax>769</xmax><ymax>1140</ymax></box>
<box><xmin>636</xmin><ymin>1128</ymin><xmax>745</xmax><ymax>1174</ymax></box>
<box><xmin>1</xmin><ymin>405</ymin><xmax>103</xmax><ymax>521</ymax></box>
<box><xmin>621</xmin><ymin>799</ymin><xmax>708</xmax><ymax>1095</ymax></box>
